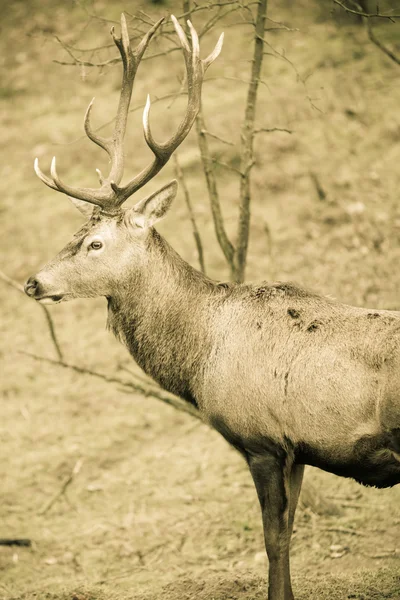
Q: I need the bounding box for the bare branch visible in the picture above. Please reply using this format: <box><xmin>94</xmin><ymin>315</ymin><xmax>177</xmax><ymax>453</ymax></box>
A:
<box><xmin>117</xmin><ymin>362</ymin><xmax>161</xmax><ymax>388</ymax></box>
<box><xmin>266</xmin><ymin>16</ymin><xmax>299</xmax><ymax>31</ymax></box>
<box><xmin>173</xmin><ymin>155</ymin><xmax>206</xmax><ymax>274</ymax></box>
<box><xmin>264</xmin><ymin>222</ymin><xmax>273</xmax><ymax>259</ymax></box>
<box><xmin>322</xmin><ymin>526</ymin><xmax>367</xmax><ymax>537</ymax></box>
<box><xmin>0</xmin><ymin>269</ymin><xmax>24</xmax><ymax>293</ymax></box>
<box><xmin>53</xmin><ymin>56</ymin><xmax>120</xmax><ymax>68</ymax></box>
<box><xmin>195</xmin><ymin>118</ymin><xmax>237</xmax><ymax>273</ymax></box>
<box><xmin>201</xmin><ymin>129</ymin><xmax>235</xmax><ymax>146</ymax></box>
<box><xmin>366</xmin><ymin>18</ymin><xmax>400</xmax><ymax>66</ymax></box>
<box><xmin>334</xmin><ymin>0</ymin><xmax>400</xmax><ymax>67</ymax></box>
<box><xmin>0</xmin><ymin>269</ymin><xmax>63</xmax><ymax>361</ymax></box>
<box><xmin>199</xmin><ymin>4</ymin><xmax>244</xmax><ymax>38</ymax></box>
<box><xmin>332</xmin><ymin>0</ymin><xmax>400</xmax><ymax>21</ymax></box>
<box><xmin>265</xmin><ymin>26</ymin><xmax>299</xmax><ymax>32</ymax></box>
<box><xmin>23</xmin><ymin>352</ymin><xmax>202</xmax><ymax>421</ymax></box>
<box><xmin>210</xmin><ymin>158</ymin><xmax>244</xmax><ymax>176</ymax></box>
<box><xmin>262</xmin><ymin>44</ymin><xmax>323</xmax><ymax>114</ymax></box>
<box><xmin>180</xmin><ymin>1</ymin><xmax>236</xmax><ymax>272</ymax></box>
<box><xmin>178</xmin><ymin>1</ymin><xmax>259</xmax><ymax>22</ymax></box>
<box><xmin>254</xmin><ymin>127</ymin><xmax>292</xmax><ymax>135</ymax></box>
<box><xmin>224</xmin><ymin>20</ymin><xmax>257</xmax><ymax>28</ymax></box>
<box><xmin>205</xmin><ymin>75</ymin><xmax>271</xmax><ymax>90</ymax></box>
<box><xmin>41</xmin><ymin>306</ymin><xmax>64</xmax><ymax>362</ymax></box>
<box><xmin>234</xmin><ymin>0</ymin><xmax>268</xmax><ymax>283</ymax></box>
<box><xmin>53</xmin><ymin>46</ymin><xmax>182</xmax><ymax>68</ymax></box>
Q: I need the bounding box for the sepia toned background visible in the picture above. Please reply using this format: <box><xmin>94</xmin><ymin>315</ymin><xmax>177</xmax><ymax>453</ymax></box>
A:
<box><xmin>1</xmin><ymin>0</ymin><xmax>400</xmax><ymax>598</ymax></box>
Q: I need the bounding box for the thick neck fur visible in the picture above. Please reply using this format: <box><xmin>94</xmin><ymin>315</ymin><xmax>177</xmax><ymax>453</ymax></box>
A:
<box><xmin>107</xmin><ymin>229</ymin><xmax>221</xmax><ymax>406</ymax></box>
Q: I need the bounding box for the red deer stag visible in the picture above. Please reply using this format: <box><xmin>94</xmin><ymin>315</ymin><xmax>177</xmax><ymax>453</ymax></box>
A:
<box><xmin>25</xmin><ymin>14</ymin><xmax>400</xmax><ymax>600</ymax></box>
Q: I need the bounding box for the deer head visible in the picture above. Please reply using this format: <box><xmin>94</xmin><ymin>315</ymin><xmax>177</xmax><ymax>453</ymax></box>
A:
<box><xmin>25</xmin><ymin>14</ymin><xmax>223</xmax><ymax>304</ymax></box>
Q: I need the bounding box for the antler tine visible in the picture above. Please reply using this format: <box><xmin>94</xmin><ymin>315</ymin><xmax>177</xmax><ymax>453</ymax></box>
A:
<box><xmin>84</xmin><ymin>98</ymin><xmax>110</xmax><ymax>156</ymax></box>
<box><xmin>34</xmin><ymin>14</ymin><xmax>164</xmax><ymax>210</ymax></box>
<box><xmin>170</xmin><ymin>14</ymin><xmax>191</xmax><ymax>53</ymax></box>
<box><xmin>115</xmin><ymin>16</ymin><xmax>224</xmax><ymax>205</ymax></box>
<box><xmin>50</xmin><ymin>157</ymin><xmax>105</xmax><ymax>206</ymax></box>
<box><xmin>34</xmin><ymin>158</ymin><xmax>59</xmax><ymax>192</ymax></box>
<box><xmin>187</xmin><ymin>20</ymin><xmax>200</xmax><ymax>65</ymax></box>
<box><xmin>203</xmin><ymin>31</ymin><xmax>224</xmax><ymax>70</ymax></box>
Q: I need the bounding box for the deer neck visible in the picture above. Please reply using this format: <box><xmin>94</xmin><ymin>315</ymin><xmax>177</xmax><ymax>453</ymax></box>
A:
<box><xmin>107</xmin><ymin>229</ymin><xmax>216</xmax><ymax>406</ymax></box>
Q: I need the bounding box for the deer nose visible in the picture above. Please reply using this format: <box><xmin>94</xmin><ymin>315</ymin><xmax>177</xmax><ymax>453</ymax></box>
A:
<box><xmin>24</xmin><ymin>276</ymin><xmax>39</xmax><ymax>297</ymax></box>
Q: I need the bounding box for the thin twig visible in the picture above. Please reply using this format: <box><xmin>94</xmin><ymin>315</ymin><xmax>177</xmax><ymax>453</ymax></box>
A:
<box><xmin>264</xmin><ymin>222</ymin><xmax>273</xmax><ymax>258</ymax></box>
<box><xmin>0</xmin><ymin>269</ymin><xmax>63</xmax><ymax>361</ymax></box>
<box><xmin>201</xmin><ymin>129</ymin><xmax>235</xmax><ymax>146</ymax></box>
<box><xmin>210</xmin><ymin>158</ymin><xmax>244</xmax><ymax>176</ymax></box>
<box><xmin>332</xmin><ymin>0</ymin><xmax>400</xmax><ymax>21</ymax></box>
<box><xmin>205</xmin><ymin>75</ymin><xmax>271</xmax><ymax>90</ymax></box>
<box><xmin>366</xmin><ymin>18</ymin><xmax>400</xmax><ymax>66</ymax></box>
<box><xmin>322</xmin><ymin>526</ymin><xmax>367</xmax><ymax>537</ymax></box>
<box><xmin>0</xmin><ymin>269</ymin><xmax>25</xmax><ymax>294</ymax></box>
<box><xmin>38</xmin><ymin>459</ymin><xmax>83</xmax><ymax>515</ymax></box>
<box><xmin>254</xmin><ymin>127</ymin><xmax>292</xmax><ymax>135</ymax></box>
<box><xmin>337</xmin><ymin>0</ymin><xmax>400</xmax><ymax>66</ymax></box>
<box><xmin>118</xmin><ymin>363</ymin><xmax>159</xmax><ymax>387</ymax></box>
<box><xmin>266</xmin><ymin>15</ymin><xmax>297</xmax><ymax>29</ymax></box>
<box><xmin>310</xmin><ymin>171</ymin><xmax>327</xmax><ymax>202</ymax></box>
<box><xmin>54</xmin><ymin>45</ymin><xmax>181</xmax><ymax>68</ymax></box>
<box><xmin>362</xmin><ymin>549</ymin><xmax>400</xmax><ymax>559</ymax></box>
<box><xmin>174</xmin><ymin>155</ymin><xmax>206</xmax><ymax>274</ymax></box>
<box><xmin>339</xmin><ymin>501</ymin><xmax>382</xmax><ymax>509</ymax></box>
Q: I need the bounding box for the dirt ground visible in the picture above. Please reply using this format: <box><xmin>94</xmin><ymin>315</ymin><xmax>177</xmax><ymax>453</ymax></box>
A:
<box><xmin>1</xmin><ymin>1</ymin><xmax>400</xmax><ymax>599</ymax></box>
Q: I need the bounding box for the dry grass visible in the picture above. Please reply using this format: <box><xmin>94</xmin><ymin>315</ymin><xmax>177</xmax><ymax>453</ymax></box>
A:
<box><xmin>1</xmin><ymin>1</ymin><xmax>400</xmax><ymax>599</ymax></box>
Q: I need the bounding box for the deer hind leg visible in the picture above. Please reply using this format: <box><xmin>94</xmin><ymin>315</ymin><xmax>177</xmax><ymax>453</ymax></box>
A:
<box><xmin>288</xmin><ymin>464</ymin><xmax>304</xmax><ymax>539</ymax></box>
<box><xmin>248</xmin><ymin>452</ymin><xmax>297</xmax><ymax>600</ymax></box>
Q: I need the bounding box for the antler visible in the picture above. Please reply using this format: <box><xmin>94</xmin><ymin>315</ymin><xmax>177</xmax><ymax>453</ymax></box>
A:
<box><xmin>35</xmin><ymin>14</ymin><xmax>224</xmax><ymax>213</ymax></box>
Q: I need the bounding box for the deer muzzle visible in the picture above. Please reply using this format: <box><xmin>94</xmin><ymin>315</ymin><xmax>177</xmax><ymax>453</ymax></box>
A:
<box><xmin>24</xmin><ymin>275</ymin><xmax>64</xmax><ymax>304</ymax></box>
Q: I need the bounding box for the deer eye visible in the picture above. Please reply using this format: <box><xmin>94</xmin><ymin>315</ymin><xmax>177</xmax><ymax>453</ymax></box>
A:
<box><xmin>89</xmin><ymin>240</ymin><xmax>103</xmax><ymax>250</ymax></box>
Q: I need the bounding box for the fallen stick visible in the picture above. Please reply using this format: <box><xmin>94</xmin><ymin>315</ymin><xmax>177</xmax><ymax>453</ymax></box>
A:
<box><xmin>38</xmin><ymin>459</ymin><xmax>83</xmax><ymax>515</ymax></box>
<box><xmin>0</xmin><ymin>539</ymin><xmax>31</xmax><ymax>547</ymax></box>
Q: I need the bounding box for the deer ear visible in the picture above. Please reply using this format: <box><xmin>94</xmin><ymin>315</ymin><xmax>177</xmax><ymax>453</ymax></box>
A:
<box><xmin>68</xmin><ymin>196</ymin><xmax>94</xmax><ymax>218</ymax></box>
<box><xmin>126</xmin><ymin>180</ymin><xmax>178</xmax><ymax>229</ymax></box>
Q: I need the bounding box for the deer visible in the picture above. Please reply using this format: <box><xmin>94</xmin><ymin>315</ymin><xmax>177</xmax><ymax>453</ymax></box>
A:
<box><xmin>24</xmin><ymin>14</ymin><xmax>400</xmax><ymax>600</ymax></box>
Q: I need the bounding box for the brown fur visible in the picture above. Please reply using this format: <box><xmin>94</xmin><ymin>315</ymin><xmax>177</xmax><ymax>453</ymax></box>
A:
<box><xmin>104</xmin><ymin>230</ymin><xmax>400</xmax><ymax>490</ymax></box>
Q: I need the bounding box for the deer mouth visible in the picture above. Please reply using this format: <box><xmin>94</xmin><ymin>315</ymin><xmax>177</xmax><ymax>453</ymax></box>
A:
<box><xmin>37</xmin><ymin>294</ymin><xmax>65</xmax><ymax>304</ymax></box>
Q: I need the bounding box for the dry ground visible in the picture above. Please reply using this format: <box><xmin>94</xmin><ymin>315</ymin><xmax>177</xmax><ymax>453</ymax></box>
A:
<box><xmin>1</xmin><ymin>0</ymin><xmax>400</xmax><ymax>599</ymax></box>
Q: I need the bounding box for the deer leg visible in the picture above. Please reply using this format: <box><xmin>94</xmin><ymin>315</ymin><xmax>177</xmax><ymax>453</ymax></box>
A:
<box><xmin>248</xmin><ymin>453</ymin><xmax>294</xmax><ymax>600</ymax></box>
<box><xmin>288</xmin><ymin>464</ymin><xmax>304</xmax><ymax>539</ymax></box>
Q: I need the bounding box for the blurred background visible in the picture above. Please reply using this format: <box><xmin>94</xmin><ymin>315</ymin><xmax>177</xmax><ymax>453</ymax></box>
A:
<box><xmin>1</xmin><ymin>1</ymin><xmax>400</xmax><ymax>598</ymax></box>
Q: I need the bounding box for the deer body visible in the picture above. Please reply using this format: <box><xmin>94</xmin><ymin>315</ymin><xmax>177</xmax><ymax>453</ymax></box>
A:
<box><xmin>25</xmin><ymin>15</ymin><xmax>400</xmax><ymax>600</ymax></box>
<box><xmin>106</xmin><ymin>228</ymin><xmax>400</xmax><ymax>489</ymax></box>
